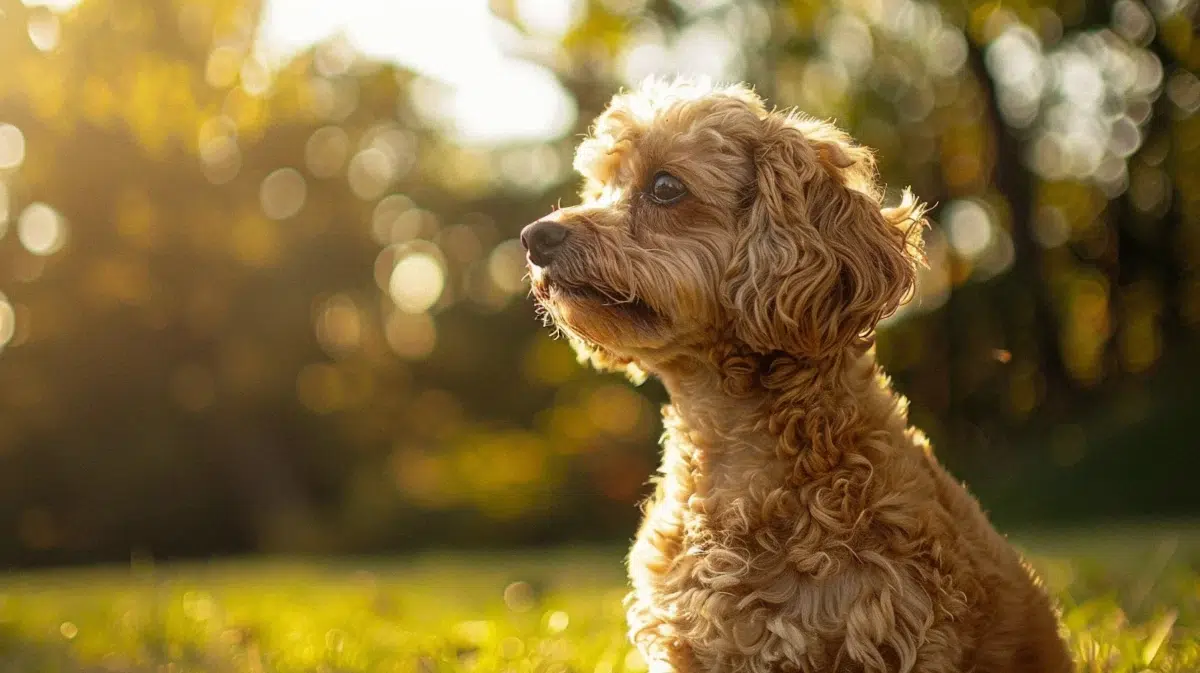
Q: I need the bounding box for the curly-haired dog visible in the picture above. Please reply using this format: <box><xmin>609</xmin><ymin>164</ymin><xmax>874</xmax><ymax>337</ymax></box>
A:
<box><xmin>521</xmin><ymin>79</ymin><xmax>1073</xmax><ymax>673</ymax></box>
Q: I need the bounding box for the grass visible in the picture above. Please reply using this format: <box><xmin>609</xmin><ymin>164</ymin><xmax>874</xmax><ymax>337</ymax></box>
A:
<box><xmin>0</xmin><ymin>524</ymin><xmax>1198</xmax><ymax>672</ymax></box>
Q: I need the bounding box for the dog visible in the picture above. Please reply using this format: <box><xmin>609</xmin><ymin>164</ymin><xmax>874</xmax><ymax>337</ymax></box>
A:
<box><xmin>522</xmin><ymin>78</ymin><xmax>1073</xmax><ymax>673</ymax></box>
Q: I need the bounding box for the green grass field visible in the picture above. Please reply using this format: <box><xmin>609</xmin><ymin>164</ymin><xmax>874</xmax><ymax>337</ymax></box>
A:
<box><xmin>1</xmin><ymin>525</ymin><xmax>1197</xmax><ymax>672</ymax></box>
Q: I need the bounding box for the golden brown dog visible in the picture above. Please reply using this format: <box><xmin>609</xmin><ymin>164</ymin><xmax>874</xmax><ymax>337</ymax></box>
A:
<box><xmin>522</xmin><ymin>78</ymin><xmax>1073</xmax><ymax>673</ymax></box>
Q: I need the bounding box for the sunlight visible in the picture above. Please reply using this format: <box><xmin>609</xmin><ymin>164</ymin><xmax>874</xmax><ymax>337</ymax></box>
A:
<box><xmin>20</xmin><ymin>0</ymin><xmax>80</xmax><ymax>11</ymax></box>
<box><xmin>257</xmin><ymin>0</ymin><xmax>576</xmax><ymax>144</ymax></box>
<box><xmin>515</xmin><ymin>0</ymin><xmax>582</xmax><ymax>37</ymax></box>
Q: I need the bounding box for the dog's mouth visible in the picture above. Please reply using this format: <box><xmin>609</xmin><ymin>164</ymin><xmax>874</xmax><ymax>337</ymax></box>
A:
<box><xmin>532</xmin><ymin>276</ymin><xmax>660</xmax><ymax>325</ymax></box>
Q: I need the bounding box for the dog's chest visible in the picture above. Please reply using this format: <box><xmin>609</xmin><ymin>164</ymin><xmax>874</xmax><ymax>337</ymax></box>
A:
<box><xmin>664</xmin><ymin>540</ymin><xmax>865</xmax><ymax>671</ymax></box>
<box><xmin>634</xmin><ymin>492</ymin><xmax>870</xmax><ymax>671</ymax></box>
<box><xmin>634</xmin><ymin>451</ymin><xmax>931</xmax><ymax>669</ymax></box>
<box><xmin>628</xmin><ymin>415</ymin><xmax>900</xmax><ymax>671</ymax></box>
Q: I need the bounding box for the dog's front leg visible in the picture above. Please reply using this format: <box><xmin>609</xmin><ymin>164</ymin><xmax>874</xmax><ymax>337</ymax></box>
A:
<box><xmin>626</xmin><ymin>477</ymin><xmax>705</xmax><ymax>672</ymax></box>
<box><xmin>626</xmin><ymin>590</ymin><xmax>702</xmax><ymax>673</ymax></box>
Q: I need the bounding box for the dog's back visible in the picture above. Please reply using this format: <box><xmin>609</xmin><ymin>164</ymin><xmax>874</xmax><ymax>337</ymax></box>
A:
<box><xmin>922</xmin><ymin>455</ymin><xmax>1075</xmax><ymax>673</ymax></box>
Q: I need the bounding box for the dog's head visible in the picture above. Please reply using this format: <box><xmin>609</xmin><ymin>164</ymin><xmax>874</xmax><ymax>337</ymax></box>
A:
<box><xmin>524</xmin><ymin>78</ymin><xmax>925</xmax><ymax>379</ymax></box>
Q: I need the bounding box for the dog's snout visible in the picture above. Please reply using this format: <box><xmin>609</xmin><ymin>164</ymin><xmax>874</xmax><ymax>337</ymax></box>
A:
<box><xmin>521</xmin><ymin>220</ymin><xmax>570</xmax><ymax>266</ymax></box>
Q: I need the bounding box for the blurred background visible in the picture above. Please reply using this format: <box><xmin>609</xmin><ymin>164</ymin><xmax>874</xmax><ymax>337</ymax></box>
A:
<box><xmin>0</xmin><ymin>0</ymin><xmax>1195</xmax><ymax>567</ymax></box>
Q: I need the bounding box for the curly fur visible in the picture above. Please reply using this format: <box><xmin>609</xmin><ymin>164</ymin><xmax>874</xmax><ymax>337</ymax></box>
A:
<box><xmin>526</xmin><ymin>78</ymin><xmax>1073</xmax><ymax>673</ymax></box>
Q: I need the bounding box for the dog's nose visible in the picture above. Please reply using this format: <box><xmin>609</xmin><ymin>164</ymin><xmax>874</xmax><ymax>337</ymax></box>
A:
<box><xmin>520</xmin><ymin>220</ymin><xmax>570</xmax><ymax>266</ymax></box>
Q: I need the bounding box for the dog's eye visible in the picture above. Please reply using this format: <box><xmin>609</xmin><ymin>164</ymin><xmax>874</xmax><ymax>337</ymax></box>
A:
<box><xmin>648</xmin><ymin>172</ymin><xmax>687</xmax><ymax>205</ymax></box>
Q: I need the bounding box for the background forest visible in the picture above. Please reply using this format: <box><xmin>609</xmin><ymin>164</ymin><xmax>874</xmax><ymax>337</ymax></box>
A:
<box><xmin>0</xmin><ymin>0</ymin><xmax>1196</xmax><ymax>567</ymax></box>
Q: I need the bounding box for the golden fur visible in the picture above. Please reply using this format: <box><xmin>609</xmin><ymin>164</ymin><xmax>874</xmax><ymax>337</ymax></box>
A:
<box><xmin>525</xmin><ymin>78</ymin><xmax>1073</xmax><ymax>673</ymax></box>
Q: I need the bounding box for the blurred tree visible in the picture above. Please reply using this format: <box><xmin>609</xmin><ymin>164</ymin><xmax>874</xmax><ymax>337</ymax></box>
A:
<box><xmin>501</xmin><ymin>0</ymin><xmax>1200</xmax><ymax>479</ymax></box>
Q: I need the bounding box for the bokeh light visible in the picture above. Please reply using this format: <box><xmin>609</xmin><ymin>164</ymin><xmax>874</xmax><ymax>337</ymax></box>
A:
<box><xmin>198</xmin><ymin>117</ymin><xmax>242</xmax><ymax>184</ymax></box>
<box><xmin>385</xmin><ymin>310</ymin><xmax>437</xmax><ymax>360</ymax></box>
<box><xmin>347</xmin><ymin>147</ymin><xmax>396</xmax><ymax>200</ymax></box>
<box><xmin>487</xmin><ymin>239</ymin><xmax>529</xmax><ymax>297</ymax></box>
<box><xmin>314</xmin><ymin>294</ymin><xmax>362</xmax><ymax>357</ymax></box>
<box><xmin>26</xmin><ymin>7</ymin><xmax>61</xmax><ymax>52</ymax></box>
<box><xmin>0</xmin><ymin>183</ymin><xmax>9</xmax><ymax>238</ymax></box>
<box><xmin>1033</xmin><ymin>205</ymin><xmax>1071</xmax><ymax>249</ymax></box>
<box><xmin>206</xmin><ymin>46</ymin><xmax>242</xmax><ymax>88</ymax></box>
<box><xmin>17</xmin><ymin>202</ymin><xmax>67</xmax><ymax>256</ymax></box>
<box><xmin>388</xmin><ymin>249</ymin><xmax>445</xmax><ymax>313</ymax></box>
<box><xmin>944</xmin><ymin>200</ymin><xmax>994</xmax><ymax>261</ymax></box>
<box><xmin>260</xmin><ymin>168</ymin><xmax>308</xmax><ymax>220</ymax></box>
<box><xmin>0</xmin><ymin>292</ymin><xmax>15</xmax><ymax>352</ymax></box>
<box><xmin>371</xmin><ymin>194</ymin><xmax>417</xmax><ymax>245</ymax></box>
<box><xmin>1166</xmin><ymin>70</ymin><xmax>1200</xmax><ymax>113</ymax></box>
<box><xmin>0</xmin><ymin>124</ymin><xmax>26</xmax><ymax>170</ymax></box>
<box><xmin>305</xmin><ymin>126</ymin><xmax>350</xmax><ymax>178</ymax></box>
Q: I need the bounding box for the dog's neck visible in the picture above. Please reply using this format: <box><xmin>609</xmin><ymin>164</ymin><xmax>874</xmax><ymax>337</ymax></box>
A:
<box><xmin>650</xmin><ymin>343</ymin><xmax>909</xmax><ymax>513</ymax></box>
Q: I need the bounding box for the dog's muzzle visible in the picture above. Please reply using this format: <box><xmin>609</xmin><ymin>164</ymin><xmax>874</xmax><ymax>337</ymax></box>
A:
<box><xmin>521</xmin><ymin>220</ymin><xmax>570</xmax><ymax>267</ymax></box>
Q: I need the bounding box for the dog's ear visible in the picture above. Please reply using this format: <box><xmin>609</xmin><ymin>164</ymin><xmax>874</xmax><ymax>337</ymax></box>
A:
<box><xmin>722</xmin><ymin>114</ymin><xmax>926</xmax><ymax>358</ymax></box>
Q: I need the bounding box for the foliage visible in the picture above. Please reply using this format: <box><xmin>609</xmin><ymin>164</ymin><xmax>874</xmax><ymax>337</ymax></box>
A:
<box><xmin>0</xmin><ymin>0</ymin><xmax>1196</xmax><ymax>562</ymax></box>
<box><xmin>1</xmin><ymin>529</ymin><xmax>1200</xmax><ymax>672</ymax></box>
